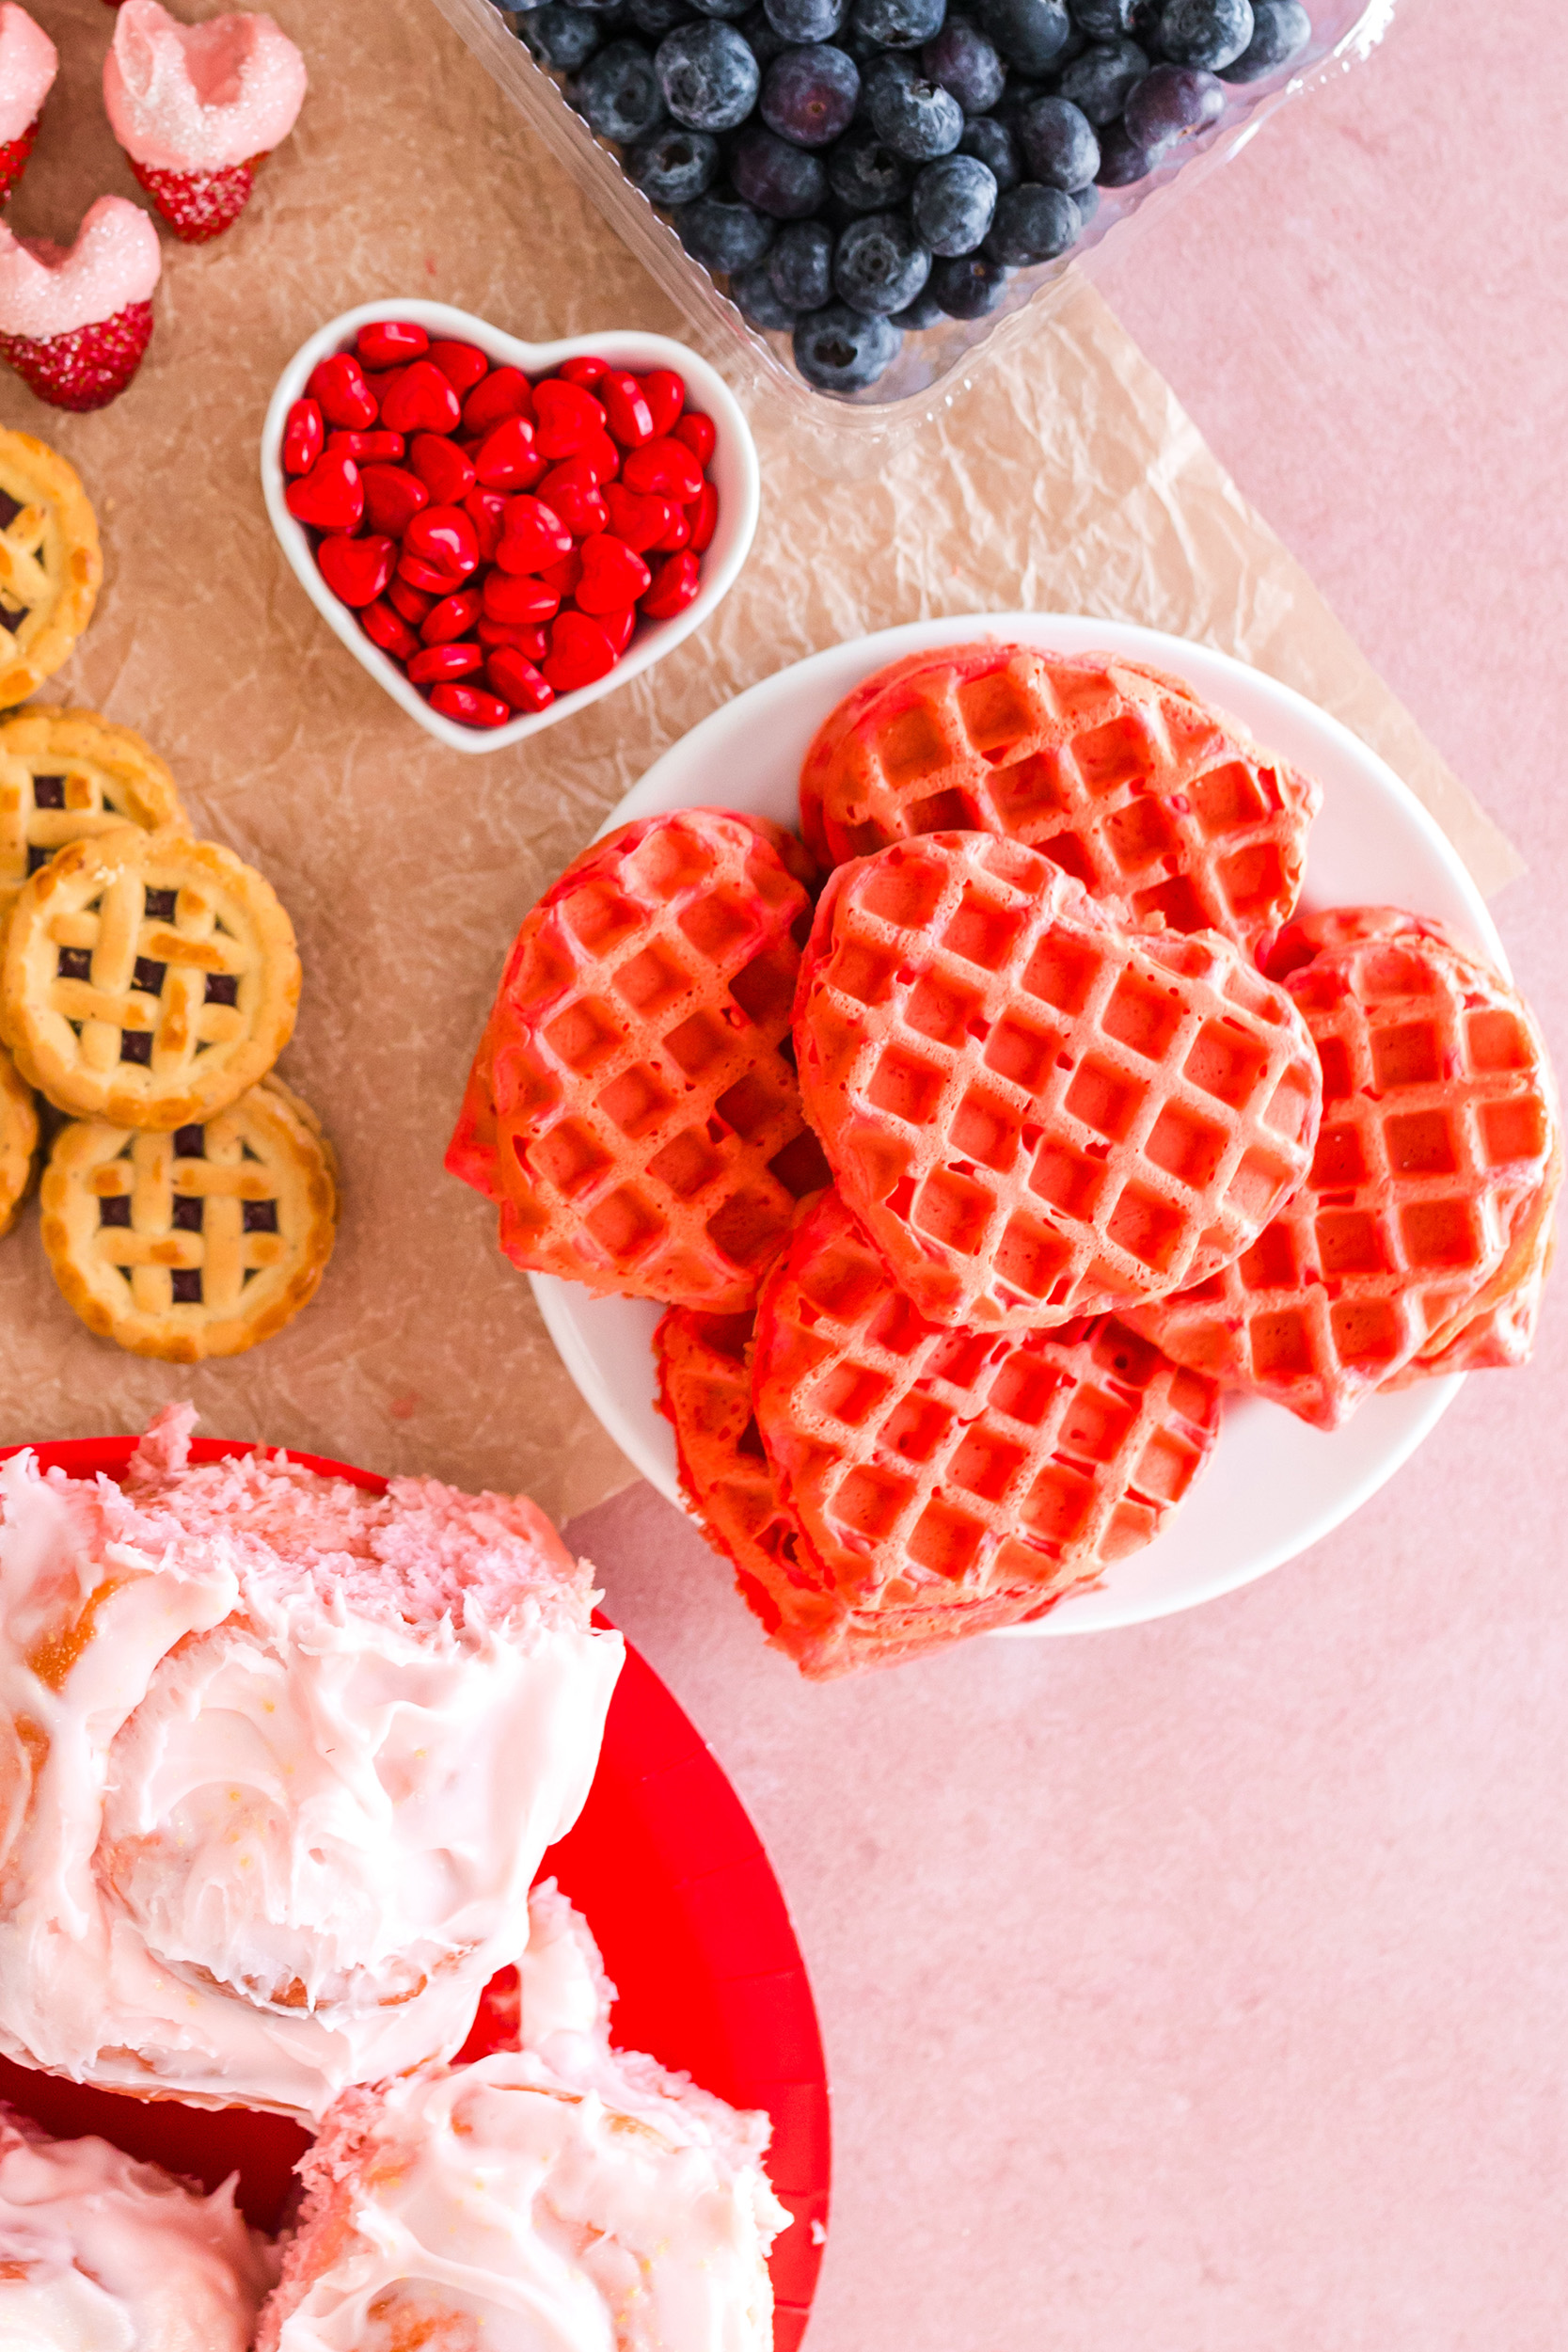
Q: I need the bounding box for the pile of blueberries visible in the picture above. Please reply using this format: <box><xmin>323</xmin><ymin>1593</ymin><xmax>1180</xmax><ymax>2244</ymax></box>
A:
<box><xmin>510</xmin><ymin>0</ymin><xmax>1312</xmax><ymax>394</ymax></box>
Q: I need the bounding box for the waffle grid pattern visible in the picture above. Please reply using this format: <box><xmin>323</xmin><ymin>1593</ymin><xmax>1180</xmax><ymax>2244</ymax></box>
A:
<box><xmin>798</xmin><ymin>834</ymin><xmax>1321</xmax><ymax>1329</ymax></box>
<box><xmin>488</xmin><ymin>812</ymin><xmax>828</xmax><ymax>1309</ymax></box>
<box><xmin>806</xmin><ymin>646</ymin><xmax>1320</xmax><ymax>951</ymax></box>
<box><xmin>0</xmin><ymin>430</ymin><xmax>102</xmax><ymax>708</ymax></box>
<box><xmin>752</xmin><ymin>1188</ymin><xmax>1222</xmax><ymax>1630</ymax></box>
<box><xmin>1131</xmin><ymin>912</ymin><xmax>1559</xmax><ymax>1427</ymax></box>
<box><xmin>0</xmin><ymin>711</ymin><xmax>183</xmax><ymax>909</ymax></box>
<box><xmin>0</xmin><ymin>829</ymin><xmax>299</xmax><ymax>1129</ymax></box>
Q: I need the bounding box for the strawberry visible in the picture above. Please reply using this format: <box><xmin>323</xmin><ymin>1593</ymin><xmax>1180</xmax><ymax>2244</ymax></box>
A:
<box><xmin>0</xmin><ymin>114</ymin><xmax>40</xmax><ymax>207</ymax></box>
<box><xmin>0</xmin><ymin>299</ymin><xmax>153</xmax><ymax>413</ymax></box>
<box><xmin>126</xmin><ymin>151</ymin><xmax>264</xmax><ymax>245</ymax></box>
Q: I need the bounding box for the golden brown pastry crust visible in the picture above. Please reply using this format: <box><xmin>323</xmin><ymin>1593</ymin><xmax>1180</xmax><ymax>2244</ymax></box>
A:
<box><xmin>0</xmin><ymin>1040</ymin><xmax>36</xmax><ymax>1236</ymax></box>
<box><xmin>0</xmin><ymin>707</ymin><xmax>184</xmax><ymax>913</ymax></box>
<box><xmin>0</xmin><ymin>430</ymin><xmax>103</xmax><ymax>708</ymax></box>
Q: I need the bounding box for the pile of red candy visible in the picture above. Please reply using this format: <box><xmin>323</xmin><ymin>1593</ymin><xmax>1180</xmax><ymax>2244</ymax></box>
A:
<box><xmin>279</xmin><ymin>321</ymin><xmax>721</xmax><ymax>729</ymax></box>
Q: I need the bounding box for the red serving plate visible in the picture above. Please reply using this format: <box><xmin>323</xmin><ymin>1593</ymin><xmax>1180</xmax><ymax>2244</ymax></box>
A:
<box><xmin>0</xmin><ymin>1438</ymin><xmax>830</xmax><ymax>2350</ymax></box>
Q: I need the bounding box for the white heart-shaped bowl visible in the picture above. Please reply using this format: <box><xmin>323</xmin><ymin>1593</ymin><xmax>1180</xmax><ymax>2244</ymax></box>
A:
<box><xmin>261</xmin><ymin>299</ymin><xmax>760</xmax><ymax>755</ymax></box>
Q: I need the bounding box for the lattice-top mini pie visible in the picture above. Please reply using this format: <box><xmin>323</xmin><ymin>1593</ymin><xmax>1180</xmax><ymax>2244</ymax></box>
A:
<box><xmin>40</xmin><ymin>1072</ymin><xmax>337</xmax><ymax>1360</ymax></box>
<box><xmin>0</xmin><ymin>824</ymin><xmax>301</xmax><ymax>1127</ymax></box>
<box><xmin>0</xmin><ymin>1037</ymin><xmax>36</xmax><ymax>1236</ymax></box>
<box><xmin>0</xmin><ymin>705</ymin><xmax>184</xmax><ymax>911</ymax></box>
<box><xmin>0</xmin><ymin>427</ymin><xmax>103</xmax><ymax>706</ymax></box>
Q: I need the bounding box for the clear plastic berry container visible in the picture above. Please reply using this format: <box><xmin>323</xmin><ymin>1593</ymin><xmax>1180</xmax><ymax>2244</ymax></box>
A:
<box><xmin>428</xmin><ymin>0</ymin><xmax>1395</xmax><ymax>469</ymax></box>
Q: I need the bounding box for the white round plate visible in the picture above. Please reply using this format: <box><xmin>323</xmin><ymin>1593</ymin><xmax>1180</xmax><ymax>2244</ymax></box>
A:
<box><xmin>531</xmin><ymin>614</ymin><xmax>1506</xmax><ymax>1634</ymax></box>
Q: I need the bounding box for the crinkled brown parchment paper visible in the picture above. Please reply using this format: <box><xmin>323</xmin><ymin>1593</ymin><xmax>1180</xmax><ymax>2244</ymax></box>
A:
<box><xmin>0</xmin><ymin>0</ymin><xmax>1518</xmax><ymax>1519</ymax></box>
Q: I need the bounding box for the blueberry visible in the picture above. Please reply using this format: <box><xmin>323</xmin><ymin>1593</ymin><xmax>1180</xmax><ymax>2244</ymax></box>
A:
<box><xmin>972</xmin><ymin>0</ymin><xmax>1070</xmax><ymax>72</ymax></box>
<box><xmin>687</xmin><ymin>0</ymin><xmax>754</xmax><ymax>20</ymax></box>
<box><xmin>1017</xmin><ymin>93</ymin><xmax>1099</xmax><ymax>187</ymax></box>
<box><xmin>958</xmin><ymin>113</ymin><xmax>1019</xmax><ymax>190</ymax></box>
<box><xmin>733</xmin><ymin>261</ymin><xmax>800</xmax><ymax>326</ymax></box>
<box><xmin>1056</xmin><ymin>36</ymin><xmax>1147</xmax><ymax>121</ymax></box>
<box><xmin>739</xmin><ymin>3</ymin><xmax>791</xmax><ymax>60</ymax></box>
<box><xmin>793</xmin><ymin>303</ymin><xmax>902</xmax><ymax>389</ymax></box>
<box><xmin>891</xmin><ymin>286</ymin><xmax>945</xmax><ymax>326</ymax></box>
<box><xmin>922</xmin><ymin>17</ymin><xmax>1006</xmax><ymax>112</ymax></box>
<box><xmin>1068</xmin><ymin>0</ymin><xmax>1135</xmax><ymax>28</ymax></box>
<box><xmin>629</xmin><ymin>0</ymin><xmax>694</xmax><ymax>29</ymax></box>
<box><xmin>730</xmin><ymin>123</ymin><xmax>830</xmax><ymax>213</ymax></box>
<box><xmin>769</xmin><ymin>216</ymin><xmax>835</xmax><ymax>306</ymax></box>
<box><xmin>762</xmin><ymin>43</ymin><xmax>861</xmax><ymax>143</ymax></box>
<box><xmin>571</xmin><ymin>40</ymin><xmax>668</xmax><ymax>140</ymax></box>
<box><xmin>674</xmin><ymin>187</ymin><xmax>776</xmax><ymax>267</ymax></box>
<box><xmin>827</xmin><ymin>122</ymin><xmax>913</xmax><ymax>208</ymax></box>
<box><xmin>850</xmin><ymin>0</ymin><xmax>945</xmax><ymax>49</ymax></box>
<box><xmin>983</xmin><ymin>179</ymin><xmax>1079</xmax><ymax>262</ymax></box>
<box><xmin>928</xmin><ymin>250</ymin><xmax>1008</xmax><ymax>315</ymax></box>
<box><xmin>1122</xmin><ymin>60</ymin><xmax>1224</xmax><ymax>149</ymax></box>
<box><xmin>657</xmin><ymin>21</ymin><xmax>761</xmax><ymax>126</ymax></box>
<box><xmin>1154</xmin><ymin>0</ymin><xmax>1251</xmax><ymax>70</ymax></box>
<box><xmin>1070</xmin><ymin>173</ymin><xmax>1099</xmax><ymax>224</ymax></box>
<box><xmin>834</xmin><ymin>210</ymin><xmax>932</xmax><ymax>312</ymax></box>
<box><xmin>765</xmin><ymin>0</ymin><xmax>849</xmax><ymax>31</ymax></box>
<box><xmin>1094</xmin><ymin>118</ymin><xmax>1155</xmax><ymax>180</ymax></box>
<box><xmin>521</xmin><ymin>6</ymin><xmax>605</xmax><ymax>69</ymax></box>
<box><xmin>1219</xmin><ymin>0</ymin><xmax>1307</xmax><ymax>80</ymax></box>
<box><xmin>866</xmin><ymin>55</ymin><xmax>964</xmax><ymax>160</ymax></box>
<box><xmin>911</xmin><ymin>151</ymin><xmax>997</xmax><ymax>253</ymax></box>
<box><xmin>626</xmin><ymin>123</ymin><xmax>721</xmax><ymax>199</ymax></box>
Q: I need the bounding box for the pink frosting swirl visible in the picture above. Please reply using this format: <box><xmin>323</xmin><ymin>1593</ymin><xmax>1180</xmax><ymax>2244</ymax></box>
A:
<box><xmin>104</xmin><ymin>0</ymin><xmax>307</xmax><ymax>175</ymax></box>
<box><xmin>0</xmin><ymin>5</ymin><xmax>55</xmax><ymax>149</ymax></box>
<box><xmin>0</xmin><ymin>196</ymin><xmax>161</xmax><ymax>341</ymax></box>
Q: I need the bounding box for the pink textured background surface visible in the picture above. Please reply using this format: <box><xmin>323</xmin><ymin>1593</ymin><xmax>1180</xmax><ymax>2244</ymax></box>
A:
<box><xmin>563</xmin><ymin>4</ymin><xmax>1568</xmax><ymax>2345</ymax></box>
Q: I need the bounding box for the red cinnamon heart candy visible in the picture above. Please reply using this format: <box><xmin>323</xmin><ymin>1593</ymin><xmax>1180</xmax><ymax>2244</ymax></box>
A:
<box><xmin>404</xmin><ymin>504</ymin><xmax>480</xmax><ymax>580</ymax></box>
<box><xmin>398</xmin><ymin>552</ymin><xmax>459</xmax><ymax>596</ymax></box>
<box><xmin>309</xmin><ymin>353</ymin><xmax>378</xmax><ymax>431</ymax></box>
<box><xmin>601</xmin><ymin>371</ymin><xmax>656</xmax><ymax>450</ymax></box>
<box><xmin>596</xmin><ymin>603</ymin><xmax>636</xmax><ymax>655</ymax></box>
<box><xmin>641</xmin><ymin>549</ymin><xmax>701</xmax><ymax>620</ymax></box>
<box><xmin>464</xmin><ymin>487</ymin><xmax>510</xmax><ymax>565</ymax></box>
<box><xmin>360</xmin><ymin>464</ymin><xmax>429</xmax><ymax>538</ymax></box>
<box><xmin>478</xmin><ymin>617</ymin><xmax>550</xmax><ymax>660</ymax></box>
<box><xmin>360</xmin><ymin>597</ymin><xmax>420</xmax><ymax>661</ymax></box>
<box><xmin>574</xmin><ymin>532</ymin><xmax>651</xmax><ymax>614</ymax></box>
<box><xmin>379</xmin><ymin>360</ymin><xmax>463</xmax><ymax>437</ymax></box>
<box><xmin>557</xmin><ymin>354</ymin><xmax>610</xmax><ymax>389</ymax></box>
<box><xmin>286</xmin><ymin>452</ymin><xmax>363</xmax><ymax>532</ymax></box>
<box><xmin>421</xmin><ymin>589</ymin><xmax>483</xmax><ymax>645</ymax></box>
<box><xmin>544</xmin><ymin>610</ymin><xmax>618</xmax><ymax>693</ymax></box>
<box><xmin>497</xmin><ymin>496</ymin><xmax>574</xmax><ymax>576</ymax></box>
<box><xmin>487</xmin><ymin>644</ymin><xmax>555</xmax><ymax>711</ymax></box>
<box><xmin>673</xmin><ymin>411</ymin><xmax>717</xmax><ymax>469</ymax></box>
<box><xmin>357</xmin><ymin>319</ymin><xmax>428</xmax><ymax>369</ymax></box>
<box><xmin>483</xmin><ymin>570</ymin><xmax>559</xmax><ymax>624</ymax></box>
<box><xmin>326</xmin><ymin>429</ymin><xmax>405</xmax><ymax>462</ymax></box>
<box><xmin>623</xmin><ymin>437</ymin><xmax>704</xmax><ymax>502</ymax></box>
<box><xmin>409</xmin><ymin>433</ymin><xmax>477</xmax><ymax>503</ymax></box>
<box><xmin>428</xmin><ymin>339</ymin><xmax>489</xmax><ymax>394</ymax></box>
<box><xmin>462</xmin><ymin>366</ymin><xmax>534</xmax><ymax>436</ymax></box>
<box><xmin>538</xmin><ymin>548</ymin><xmax>582</xmax><ymax>597</ymax></box>
<box><xmin>318</xmin><ymin>532</ymin><xmax>395</xmax><ymax>609</ymax></box>
<box><xmin>281</xmin><ymin>397</ymin><xmax>323</xmax><ymax>476</ymax></box>
<box><xmin>638</xmin><ymin>369</ymin><xmax>684</xmax><ymax>437</ymax></box>
<box><xmin>578</xmin><ymin>428</ymin><xmax>623</xmax><ymax>488</ymax></box>
<box><xmin>388</xmin><ymin>575</ymin><xmax>435</xmax><ymax>625</ymax></box>
<box><xmin>474</xmin><ymin>415</ymin><xmax>544</xmax><ymax>491</ymax></box>
<box><xmin>602</xmin><ymin>482</ymin><xmax>675</xmax><ymax>553</ymax></box>
<box><xmin>533</xmin><ymin>378</ymin><xmax>609</xmax><ymax>460</ymax></box>
<box><xmin>408</xmin><ymin>642</ymin><xmax>484</xmax><ymax>685</ymax></box>
<box><xmin>689</xmin><ymin>479</ymin><xmax>719</xmax><ymax>554</ymax></box>
<box><xmin>430</xmin><ymin>682</ymin><xmax>512</xmax><ymax>728</ymax></box>
<box><xmin>537</xmin><ymin>457</ymin><xmax>608</xmax><ymax>539</ymax></box>
<box><xmin>652</xmin><ymin>503</ymin><xmax>690</xmax><ymax>553</ymax></box>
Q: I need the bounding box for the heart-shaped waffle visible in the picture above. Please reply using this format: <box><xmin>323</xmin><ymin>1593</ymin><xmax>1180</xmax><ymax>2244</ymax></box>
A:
<box><xmin>795</xmin><ymin>832</ymin><xmax>1321</xmax><ymax>1329</ymax></box>
<box><xmin>1128</xmin><ymin>908</ymin><xmax>1560</xmax><ymax>1427</ymax></box>
<box><xmin>0</xmin><ymin>707</ymin><xmax>184</xmax><ymax>912</ymax></box>
<box><xmin>451</xmin><ymin>808</ymin><xmax>829</xmax><ymax>1310</ymax></box>
<box><xmin>799</xmin><ymin>643</ymin><xmax>1322</xmax><ymax>953</ymax></box>
<box><xmin>745</xmin><ymin>1186</ymin><xmax>1223</xmax><ymax>1677</ymax></box>
<box><xmin>40</xmin><ymin>1072</ymin><xmax>338</xmax><ymax>1361</ymax></box>
<box><xmin>0</xmin><ymin>1038</ymin><xmax>35</xmax><ymax>1235</ymax></box>
<box><xmin>0</xmin><ymin>825</ymin><xmax>301</xmax><ymax>1129</ymax></box>
<box><xmin>0</xmin><ymin>428</ymin><xmax>102</xmax><ymax>703</ymax></box>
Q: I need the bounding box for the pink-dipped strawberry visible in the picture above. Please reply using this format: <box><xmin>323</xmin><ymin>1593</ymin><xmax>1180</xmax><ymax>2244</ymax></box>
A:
<box><xmin>0</xmin><ymin>195</ymin><xmax>160</xmax><ymax>412</ymax></box>
<box><xmin>0</xmin><ymin>7</ymin><xmax>56</xmax><ymax>209</ymax></box>
<box><xmin>104</xmin><ymin>3</ymin><xmax>307</xmax><ymax>246</ymax></box>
